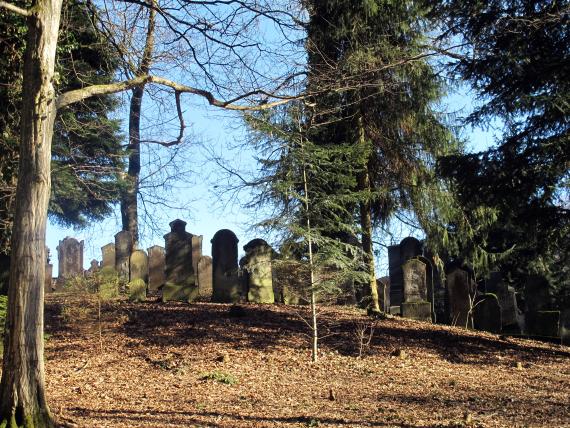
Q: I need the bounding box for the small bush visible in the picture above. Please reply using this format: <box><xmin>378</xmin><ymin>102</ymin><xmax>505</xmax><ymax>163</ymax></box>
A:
<box><xmin>199</xmin><ymin>370</ymin><xmax>238</xmax><ymax>385</ymax></box>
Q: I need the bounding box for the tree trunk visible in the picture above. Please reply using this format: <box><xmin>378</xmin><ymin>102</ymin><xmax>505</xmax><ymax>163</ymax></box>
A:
<box><xmin>120</xmin><ymin>4</ymin><xmax>155</xmax><ymax>248</ymax></box>
<box><xmin>357</xmin><ymin>116</ymin><xmax>380</xmax><ymax>313</ymax></box>
<box><xmin>0</xmin><ymin>0</ymin><xmax>62</xmax><ymax>425</ymax></box>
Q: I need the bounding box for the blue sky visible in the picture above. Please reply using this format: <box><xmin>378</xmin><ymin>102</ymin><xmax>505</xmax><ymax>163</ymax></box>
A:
<box><xmin>46</xmin><ymin>83</ymin><xmax>502</xmax><ymax>277</ymax></box>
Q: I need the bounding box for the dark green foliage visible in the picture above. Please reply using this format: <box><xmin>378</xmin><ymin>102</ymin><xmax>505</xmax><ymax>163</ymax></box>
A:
<box><xmin>431</xmin><ymin>0</ymin><xmax>569</xmax><ymax>304</ymax></box>
<box><xmin>0</xmin><ymin>0</ymin><xmax>125</xmax><ymax>252</ymax></box>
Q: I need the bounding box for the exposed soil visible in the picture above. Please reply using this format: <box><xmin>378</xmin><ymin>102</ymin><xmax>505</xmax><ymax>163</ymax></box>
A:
<box><xmin>41</xmin><ymin>293</ymin><xmax>569</xmax><ymax>427</ymax></box>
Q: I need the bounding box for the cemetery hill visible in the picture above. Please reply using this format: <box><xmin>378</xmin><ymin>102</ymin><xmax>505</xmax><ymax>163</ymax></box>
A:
<box><xmin>0</xmin><ymin>0</ymin><xmax>568</xmax><ymax>427</ymax></box>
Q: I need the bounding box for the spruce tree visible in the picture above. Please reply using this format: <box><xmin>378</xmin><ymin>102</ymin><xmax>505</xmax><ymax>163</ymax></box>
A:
<box><xmin>304</xmin><ymin>0</ymin><xmax>457</xmax><ymax>311</ymax></box>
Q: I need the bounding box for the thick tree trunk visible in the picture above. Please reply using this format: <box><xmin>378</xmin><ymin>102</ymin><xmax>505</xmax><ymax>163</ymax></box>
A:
<box><xmin>357</xmin><ymin>116</ymin><xmax>380</xmax><ymax>313</ymax></box>
<box><xmin>0</xmin><ymin>0</ymin><xmax>62</xmax><ymax>425</ymax></box>
<box><xmin>120</xmin><ymin>4</ymin><xmax>155</xmax><ymax>248</ymax></box>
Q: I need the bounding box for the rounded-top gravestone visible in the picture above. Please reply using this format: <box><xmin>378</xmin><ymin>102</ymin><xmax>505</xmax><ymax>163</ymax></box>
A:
<box><xmin>211</xmin><ymin>229</ymin><xmax>240</xmax><ymax>303</ymax></box>
<box><xmin>242</xmin><ymin>239</ymin><xmax>274</xmax><ymax>304</ymax></box>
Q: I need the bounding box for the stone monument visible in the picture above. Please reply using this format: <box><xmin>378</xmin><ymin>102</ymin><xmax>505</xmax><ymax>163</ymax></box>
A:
<box><xmin>57</xmin><ymin>237</ymin><xmax>84</xmax><ymax>282</ymax></box>
<box><xmin>242</xmin><ymin>239</ymin><xmax>274</xmax><ymax>304</ymax></box>
<box><xmin>147</xmin><ymin>245</ymin><xmax>166</xmax><ymax>291</ymax></box>
<box><xmin>114</xmin><ymin>230</ymin><xmax>133</xmax><ymax>280</ymax></box>
<box><xmin>211</xmin><ymin>229</ymin><xmax>240</xmax><ymax>303</ymax></box>
<box><xmin>163</xmin><ymin>219</ymin><xmax>197</xmax><ymax>302</ymax></box>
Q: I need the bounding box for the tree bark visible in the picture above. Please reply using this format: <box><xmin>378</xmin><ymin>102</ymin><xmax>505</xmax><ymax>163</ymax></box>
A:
<box><xmin>120</xmin><ymin>3</ymin><xmax>155</xmax><ymax>248</ymax></box>
<box><xmin>0</xmin><ymin>0</ymin><xmax>62</xmax><ymax>425</ymax></box>
<box><xmin>357</xmin><ymin>116</ymin><xmax>380</xmax><ymax>313</ymax></box>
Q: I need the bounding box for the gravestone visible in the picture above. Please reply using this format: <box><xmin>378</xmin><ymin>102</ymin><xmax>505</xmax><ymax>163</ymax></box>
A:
<box><xmin>85</xmin><ymin>259</ymin><xmax>100</xmax><ymax>277</ymax></box>
<box><xmin>486</xmin><ymin>272</ymin><xmax>521</xmax><ymax>333</ymax></box>
<box><xmin>400</xmin><ymin>258</ymin><xmax>431</xmax><ymax>321</ymax></box>
<box><xmin>446</xmin><ymin>266</ymin><xmax>475</xmax><ymax>328</ymax></box>
<box><xmin>197</xmin><ymin>255</ymin><xmax>213</xmax><ymax>299</ymax></box>
<box><xmin>163</xmin><ymin>219</ymin><xmax>197</xmax><ymax>302</ymax></box>
<box><xmin>147</xmin><ymin>245</ymin><xmax>166</xmax><ymax>291</ymax></box>
<box><xmin>388</xmin><ymin>237</ymin><xmax>422</xmax><ymax>307</ymax></box>
<box><xmin>402</xmin><ymin>259</ymin><xmax>427</xmax><ymax>302</ymax></box>
<box><xmin>114</xmin><ymin>230</ymin><xmax>133</xmax><ymax>280</ymax></box>
<box><xmin>191</xmin><ymin>235</ymin><xmax>203</xmax><ymax>281</ymax></box>
<box><xmin>473</xmin><ymin>293</ymin><xmax>502</xmax><ymax>333</ymax></box>
<box><xmin>101</xmin><ymin>243</ymin><xmax>116</xmax><ymax>269</ymax></box>
<box><xmin>44</xmin><ymin>247</ymin><xmax>53</xmax><ymax>292</ymax></box>
<box><xmin>526</xmin><ymin>311</ymin><xmax>560</xmax><ymax>338</ymax></box>
<box><xmin>524</xmin><ymin>275</ymin><xmax>552</xmax><ymax>312</ymax></box>
<box><xmin>130</xmin><ymin>249</ymin><xmax>149</xmax><ymax>283</ymax></box>
<box><xmin>242</xmin><ymin>239</ymin><xmax>274</xmax><ymax>304</ymax></box>
<box><xmin>211</xmin><ymin>229</ymin><xmax>240</xmax><ymax>303</ymax></box>
<box><xmin>376</xmin><ymin>277</ymin><xmax>390</xmax><ymax>312</ymax></box>
<box><xmin>57</xmin><ymin>237</ymin><xmax>84</xmax><ymax>280</ymax></box>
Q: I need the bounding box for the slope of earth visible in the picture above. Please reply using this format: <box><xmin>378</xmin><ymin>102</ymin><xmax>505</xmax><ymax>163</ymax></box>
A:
<box><xmin>40</xmin><ymin>293</ymin><xmax>569</xmax><ymax>428</ymax></box>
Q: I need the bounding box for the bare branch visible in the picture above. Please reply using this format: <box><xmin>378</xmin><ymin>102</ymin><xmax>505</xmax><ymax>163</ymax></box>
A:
<box><xmin>0</xmin><ymin>0</ymin><xmax>30</xmax><ymax>15</ymax></box>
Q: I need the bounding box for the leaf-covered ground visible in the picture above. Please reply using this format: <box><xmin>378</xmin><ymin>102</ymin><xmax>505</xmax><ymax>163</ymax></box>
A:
<box><xmin>42</xmin><ymin>293</ymin><xmax>569</xmax><ymax>427</ymax></box>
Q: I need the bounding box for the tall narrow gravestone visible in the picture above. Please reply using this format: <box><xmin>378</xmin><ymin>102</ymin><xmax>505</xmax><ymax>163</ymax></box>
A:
<box><xmin>446</xmin><ymin>266</ymin><xmax>475</xmax><ymax>329</ymax></box>
<box><xmin>197</xmin><ymin>255</ymin><xmax>213</xmax><ymax>299</ymax></box>
<box><xmin>400</xmin><ymin>259</ymin><xmax>431</xmax><ymax>322</ymax></box>
<box><xmin>211</xmin><ymin>229</ymin><xmax>240</xmax><ymax>303</ymax></box>
<box><xmin>191</xmin><ymin>235</ymin><xmax>203</xmax><ymax>281</ymax></box>
<box><xmin>114</xmin><ymin>230</ymin><xmax>133</xmax><ymax>280</ymax></box>
<box><xmin>101</xmin><ymin>243</ymin><xmax>116</xmax><ymax>269</ymax></box>
<box><xmin>242</xmin><ymin>239</ymin><xmax>274</xmax><ymax>304</ymax></box>
<box><xmin>486</xmin><ymin>271</ymin><xmax>521</xmax><ymax>333</ymax></box>
<box><xmin>163</xmin><ymin>219</ymin><xmax>197</xmax><ymax>302</ymax></box>
<box><xmin>474</xmin><ymin>294</ymin><xmax>502</xmax><ymax>333</ymax></box>
<box><xmin>130</xmin><ymin>249</ymin><xmax>149</xmax><ymax>283</ymax></box>
<box><xmin>57</xmin><ymin>237</ymin><xmax>84</xmax><ymax>282</ymax></box>
<box><xmin>388</xmin><ymin>237</ymin><xmax>422</xmax><ymax>309</ymax></box>
<box><xmin>45</xmin><ymin>247</ymin><xmax>53</xmax><ymax>293</ymax></box>
<box><xmin>147</xmin><ymin>245</ymin><xmax>166</xmax><ymax>292</ymax></box>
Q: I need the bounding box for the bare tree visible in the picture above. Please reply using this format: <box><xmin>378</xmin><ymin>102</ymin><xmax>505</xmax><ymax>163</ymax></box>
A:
<box><xmin>0</xmin><ymin>0</ymin><xmax>303</xmax><ymax>424</ymax></box>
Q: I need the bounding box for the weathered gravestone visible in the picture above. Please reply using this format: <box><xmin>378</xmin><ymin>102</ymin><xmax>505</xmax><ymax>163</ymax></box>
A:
<box><xmin>147</xmin><ymin>245</ymin><xmax>166</xmax><ymax>292</ymax></box>
<box><xmin>192</xmin><ymin>235</ymin><xmax>203</xmax><ymax>281</ymax></box>
<box><xmin>272</xmin><ymin>260</ymin><xmax>308</xmax><ymax>305</ymax></box>
<box><xmin>130</xmin><ymin>249</ymin><xmax>149</xmax><ymax>283</ymax></box>
<box><xmin>376</xmin><ymin>277</ymin><xmax>390</xmax><ymax>312</ymax></box>
<box><xmin>85</xmin><ymin>259</ymin><xmax>100</xmax><ymax>277</ymax></box>
<box><xmin>473</xmin><ymin>293</ymin><xmax>502</xmax><ymax>333</ymax></box>
<box><xmin>242</xmin><ymin>239</ymin><xmax>274</xmax><ymax>304</ymax></box>
<box><xmin>486</xmin><ymin>271</ymin><xmax>521</xmax><ymax>333</ymax></box>
<box><xmin>197</xmin><ymin>255</ymin><xmax>213</xmax><ymax>299</ymax></box>
<box><xmin>388</xmin><ymin>237</ymin><xmax>422</xmax><ymax>308</ymax></box>
<box><xmin>114</xmin><ymin>230</ymin><xmax>133</xmax><ymax>280</ymax></box>
<box><xmin>211</xmin><ymin>229</ymin><xmax>240</xmax><ymax>303</ymax></box>
<box><xmin>163</xmin><ymin>219</ymin><xmax>197</xmax><ymax>302</ymax></box>
<box><xmin>524</xmin><ymin>275</ymin><xmax>559</xmax><ymax>338</ymax></box>
<box><xmin>57</xmin><ymin>237</ymin><xmax>84</xmax><ymax>282</ymax></box>
<box><xmin>446</xmin><ymin>266</ymin><xmax>475</xmax><ymax>328</ymax></box>
<box><xmin>400</xmin><ymin>259</ymin><xmax>431</xmax><ymax>322</ymax></box>
<box><xmin>101</xmin><ymin>243</ymin><xmax>116</xmax><ymax>269</ymax></box>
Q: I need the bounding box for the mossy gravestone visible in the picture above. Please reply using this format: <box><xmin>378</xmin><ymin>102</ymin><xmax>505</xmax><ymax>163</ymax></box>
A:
<box><xmin>446</xmin><ymin>266</ymin><xmax>475</xmax><ymax>329</ymax></box>
<box><xmin>57</xmin><ymin>237</ymin><xmax>84</xmax><ymax>283</ymax></box>
<box><xmin>400</xmin><ymin>259</ymin><xmax>431</xmax><ymax>322</ymax></box>
<box><xmin>101</xmin><ymin>242</ymin><xmax>116</xmax><ymax>269</ymax></box>
<box><xmin>242</xmin><ymin>239</ymin><xmax>274</xmax><ymax>304</ymax></box>
<box><xmin>163</xmin><ymin>219</ymin><xmax>197</xmax><ymax>303</ymax></box>
<box><xmin>130</xmin><ymin>249</ymin><xmax>149</xmax><ymax>284</ymax></box>
<box><xmin>128</xmin><ymin>278</ymin><xmax>147</xmax><ymax>302</ymax></box>
<box><xmin>197</xmin><ymin>255</ymin><xmax>213</xmax><ymax>299</ymax></box>
<box><xmin>147</xmin><ymin>245</ymin><xmax>166</xmax><ymax>292</ymax></box>
<box><xmin>211</xmin><ymin>229</ymin><xmax>240</xmax><ymax>303</ymax></box>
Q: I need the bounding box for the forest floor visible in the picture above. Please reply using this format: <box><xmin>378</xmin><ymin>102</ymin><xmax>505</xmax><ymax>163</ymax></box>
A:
<box><xmin>39</xmin><ymin>292</ymin><xmax>569</xmax><ymax>428</ymax></box>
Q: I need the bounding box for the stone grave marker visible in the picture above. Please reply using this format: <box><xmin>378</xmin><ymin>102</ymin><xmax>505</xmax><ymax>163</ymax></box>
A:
<box><xmin>524</xmin><ymin>274</ymin><xmax>552</xmax><ymax>312</ymax></box>
<box><xmin>446</xmin><ymin>266</ymin><xmax>475</xmax><ymax>328</ymax></box>
<box><xmin>147</xmin><ymin>245</ymin><xmax>165</xmax><ymax>291</ymax></box>
<box><xmin>114</xmin><ymin>230</ymin><xmax>133</xmax><ymax>280</ymax></box>
<box><xmin>474</xmin><ymin>293</ymin><xmax>502</xmax><ymax>333</ymax></box>
<box><xmin>101</xmin><ymin>243</ymin><xmax>116</xmax><ymax>269</ymax></box>
<box><xmin>197</xmin><ymin>255</ymin><xmax>213</xmax><ymax>299</ymax></box>
<box><xmin>57</xmin><ymin>237</ymin><xmax>84</xmax><ymax>283</ymax></box>
<box><xmin>192</xmin><ymin>235</ymin><xmax>203</xmax><ymax>281</ymax></box>
<box><xmin>211</xmin><ymin>229</ymin><xmax>240</xmax><ymax>303</ymax></box>
<box><xmin>400</xmin><ymin>258</ymin><xmax>431</xmax><ymax>321</ymax></box>
<box><xmin>130</xmin><ymin>249</ymin><xmax>149</xmax><ymax>283</ymax></box>
<box><xmin>163</xmin><ymin>219</ymin><xmax>197</xmax><ymax>302</ymax></box>
<box><xmin>242</xmin><ymin>239</ymin><xmax>274</xmax><ymax>304</ymax></box>
<box><xmin>486</xmin><ymin>271</ymin><xmax>521</xmax><ymax>333</ymax></box>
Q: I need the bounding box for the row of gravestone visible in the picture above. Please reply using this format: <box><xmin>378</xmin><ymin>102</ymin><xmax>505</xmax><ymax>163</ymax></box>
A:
<box><xmin>386</xmin><ymin>237</ymin><xmax>569</xmax><ymax>344</ymax></box>
<box><xmin>51</xmin><ymin>220</ymin><xmax>284</xmax><ymax>305</ymax></box>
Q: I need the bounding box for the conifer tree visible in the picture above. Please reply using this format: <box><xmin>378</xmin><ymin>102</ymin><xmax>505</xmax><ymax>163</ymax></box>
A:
<box><xmin>304</xmin><ymin>0</ymin><xmax>456</xmax><ymax>310</ymax></box>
